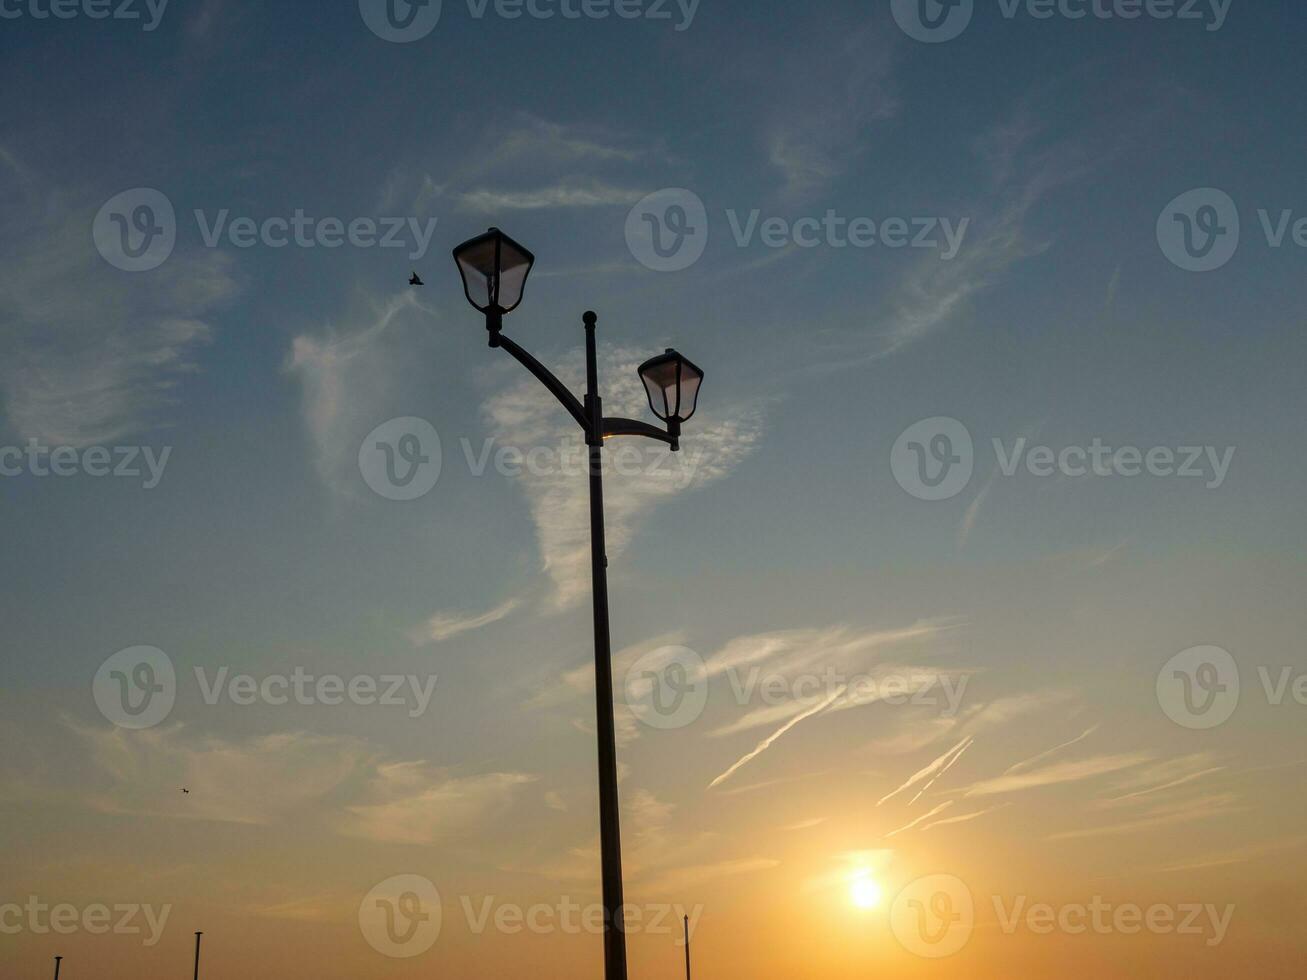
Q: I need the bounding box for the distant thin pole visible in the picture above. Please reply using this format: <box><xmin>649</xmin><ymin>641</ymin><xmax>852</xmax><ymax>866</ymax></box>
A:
<box><xmin>683</xmin><ymin>914</ymin><xmax>691</xmax><ymax>980</ymax></box>
<box><xmin>53</xmin><ymin>955</ymin><xmax>62</xmax><ymax>980</ymax></box>
<box><xmin>193</xmin><ymin>931</ymin><xmax>203</xmax><ymax>980</ymax></box>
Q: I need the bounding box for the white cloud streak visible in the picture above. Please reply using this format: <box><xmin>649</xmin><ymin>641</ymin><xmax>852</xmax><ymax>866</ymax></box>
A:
<box><xmin>409</xmin><ymin>598</ymin><xmax>521</xmax><ymax>645</ymax></box>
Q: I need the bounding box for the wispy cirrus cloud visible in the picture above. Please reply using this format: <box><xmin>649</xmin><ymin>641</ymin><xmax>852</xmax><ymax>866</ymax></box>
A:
<box><xmin>0</xmin><ymin>151</ymin><xmax>238</xmax><ymax>446</ymax></box>
<box><xmin>340</xmin><ymin>763</ymin><xmax>535</xmax><ymax>845</ymax></box>
<box><xmin>378</xmin><ymin>114</ymin><xmax>658</xmax><ymax>218</ymax></box>
<box><xmin>287</xmin><ymin>289</ymin><xmax>436</xmax><ymax>496</ymax></box>
<box><xmin>964</xmin><ymin>752</ymin><xmax>1155</xmax><ymax>799</ymax></box>
<box><xmin>62</xmin><ymin>721</ymin><xmax>533</xmax><ymax>844</ymax></box>
<box><xmin>409</xmin><ymin>598</ymin><xmax>521</xmax><ymax>645</ymax></box>
<box><xmin>734</xmin><ymin>17</ymin><xmax>898</xmax><ymax>201</ymax></box>
<box><xmin>817</xmin><ymin>82</ymin><xmax>1170</xmax><ymax>371</ymax></box>
<box><xmin>1047</xmin><ymin>792</ymin><xmax>1246</xmax><ymax>842</ymax></box>
<box><xmin>458</xmin><ymin>179</ymin><xmax>647</xmax><ymax>212</ymax></box>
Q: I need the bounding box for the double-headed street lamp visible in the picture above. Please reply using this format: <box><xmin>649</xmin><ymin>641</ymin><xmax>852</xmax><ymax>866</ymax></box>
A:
<box><xmin>452</xmin><ymin>227</ymin><xmax>703</xmax><ymax>980</ymax></box>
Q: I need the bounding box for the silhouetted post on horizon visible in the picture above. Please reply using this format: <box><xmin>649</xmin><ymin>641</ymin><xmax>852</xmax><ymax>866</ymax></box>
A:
<box><xmin>193</xmin><ymin>931</ymin><xmax>203</xmax><ymax>980</ymax></box>
<box><xmin>683</xmin><ymin>915</ymin><xmax>692</xmax><ymax>980</ymax></box>
<box><xmin>52</xmin><ymin>955</ymin><xmax>61</xmax><ymax>980</ymax></box>
<box><xmin>451</xmin><ymin>228</ymin><xmax>704</xmax><ymax>980</ymax></box>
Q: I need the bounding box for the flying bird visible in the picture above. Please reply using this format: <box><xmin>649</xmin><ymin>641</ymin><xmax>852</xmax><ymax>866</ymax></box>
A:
<box><xmin>409</xmin><ymin>272</ymin><xmax>424</xmax><ymax>286</ymax></box>
<box><xmin>181</xmin><ymin>788</ymin><xmax>190</xmax><ymax>794</ymax></box>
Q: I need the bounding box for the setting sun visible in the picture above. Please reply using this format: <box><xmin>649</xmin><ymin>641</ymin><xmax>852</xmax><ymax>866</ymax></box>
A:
<box><xmin>850</xmin><ymin>876</ymin><xmax>883</xmax><ymax>910</ymax></box>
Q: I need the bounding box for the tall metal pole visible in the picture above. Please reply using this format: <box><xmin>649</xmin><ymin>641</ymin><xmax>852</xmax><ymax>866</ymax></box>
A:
<box><xmin>583</xmin><ymin>310</ymin><xmax>628</xmax><ymax>980</ymax></box>
<box><xmin>193</xmin><ymin>931</ymin><xmax>203</xmax><ymax>980</ymax></box>
<box><xmin>52</xmin><ymin>955</ymin><xmax>61</xmax><ymax>980</ymax></box>
<box><xmin>684</xmin><ymin>914</ymin><xmax>692</xmax><ymax>980</ymax></box>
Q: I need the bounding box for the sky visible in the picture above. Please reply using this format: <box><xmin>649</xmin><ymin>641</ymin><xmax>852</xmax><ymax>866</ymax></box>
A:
<box><xmin>2</xmin><ymin>0</ymin><xmax>1306</xmax><ymax>977</ymax></box>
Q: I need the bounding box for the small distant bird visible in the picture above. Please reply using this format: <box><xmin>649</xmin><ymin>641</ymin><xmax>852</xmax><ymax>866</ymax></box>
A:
<box><xmin>181</xmin><ymin>788</ymin><xmax>190</xmax><ymax>794</ymax></box>
<box><xmin>409</xmin><ymin>272</ymin><xmax>424</xmax><ymax>286</ymax></box>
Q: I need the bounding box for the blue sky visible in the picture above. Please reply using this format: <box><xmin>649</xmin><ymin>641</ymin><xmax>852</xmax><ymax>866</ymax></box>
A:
<box><xmin>2</xmin><ymin>2</ymin><xmax>1306</xmax><ymax>977</ymax></box>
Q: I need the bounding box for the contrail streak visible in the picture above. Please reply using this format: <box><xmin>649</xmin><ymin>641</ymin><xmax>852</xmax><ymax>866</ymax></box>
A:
<box><xmin>708</xmin><ymin>686</ymin><xmax>846</xmax><ymax>790</ymax></box>
<box><xmin>877</xmin><ymin>736</ymin><xmax>973</xmax><ymax>807</ymax></box>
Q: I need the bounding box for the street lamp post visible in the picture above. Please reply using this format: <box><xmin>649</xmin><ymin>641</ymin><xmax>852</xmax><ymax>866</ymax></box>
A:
<box><xmin>452</xmin><ymin>228</ymin><xmax>704</xmax><ymax>980</ymax></box>
<box><xmin>683</xmin><ymin>914</ymin><xmax>693</xmax><ymax>980</ymax></box>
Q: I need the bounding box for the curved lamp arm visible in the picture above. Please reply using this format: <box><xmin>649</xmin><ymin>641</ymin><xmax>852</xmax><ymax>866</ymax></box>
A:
<box><xmin>489</xmin><ymin>323</ymin><xmax>679</xmax><ymax>452</ymax></box>
<box><xmin>602</xmin><ymin>417</ymin><xmax>679</xmax><ymax>451</ymax></box>
<box><xmin>493</xmin><ymin>331</ymin><xmax>590</xmax><ymax>434</ymax></box>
